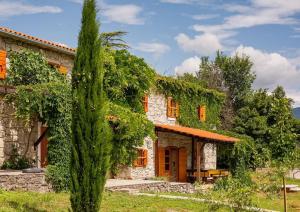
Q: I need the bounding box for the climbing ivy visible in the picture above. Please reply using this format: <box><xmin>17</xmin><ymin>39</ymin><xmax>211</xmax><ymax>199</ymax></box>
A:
<box><xmin>4</xmin><ymin>50</ymin><xmax>71</xmax><ymax>191</ymax></box>
<box><xmin>156</xmin><ymin>76</ymin><xmax>225</xmax><ymax>129</ymax></box>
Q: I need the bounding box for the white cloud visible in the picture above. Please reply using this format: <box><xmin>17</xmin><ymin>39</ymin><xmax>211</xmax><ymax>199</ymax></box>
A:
<box><xmin>175</xmin><ymin>56</ymin><xmax>201</xmax><ymax>76</ymax></box>
<box><xmin>103</xmin><ymin>4</ymin><xmax>144</xmax><ymax>25</ymax></box>
<box><xmin>192</xmin><ymin>14</ymin><xmax>219</xmax><ymax>21</ymax></box>
<box><xmin>190</xmin><ymin>0</ymin><xmax>300</xmax><ymax>51</ymax></box>
<box><xmin>134</xmin><ymin>42</ymin><xmax>170</xmax><ymax>57</ymax></box>
<box><xmin>66</xmin><ymin>0</ymin><xmax>144</xmax><ymax>25</ymax></box>
<box><xmin>175</xmin><ymin>33</ymin><xmax>222</xmax><ymax>55</ymax></box>
<box><xmin>286</xmin><ymin>89</ymin><xmax>300</xmax><ymax>107</ymax></box>
<box><xmin>234</xmin><ymin>45</ymin><xmax>300</xmax><ymax>106</ymax></box>
<box><xmin>0</xmin><ymin>1</ymin><xmax>62</xmax><ymax>17</ymax></box>
<box><xmin>160</xmin><ymin>0</ymin><xmax>215</xmax><ymax>5</ymax></box>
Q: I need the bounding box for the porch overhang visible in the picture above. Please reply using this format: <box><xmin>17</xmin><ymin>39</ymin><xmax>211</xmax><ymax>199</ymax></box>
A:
<box><xmin>155</xmin><ymin>124</ymin><xmax>239</xmax><ymax>143</ymax></box>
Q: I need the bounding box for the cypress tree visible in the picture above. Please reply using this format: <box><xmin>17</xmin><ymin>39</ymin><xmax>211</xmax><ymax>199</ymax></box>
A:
<box><xmin>70</xmin><ymin>0</ymin><xmax>111</xmax><ymax>211</ymax></box>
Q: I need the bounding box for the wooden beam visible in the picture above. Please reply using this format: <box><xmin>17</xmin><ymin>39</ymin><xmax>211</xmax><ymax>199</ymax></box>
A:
<box><xmin>34</xmin><ymin>127</ymin><xmax>48</xmax><ymax>150</ymax></box>
<box><xmin>191</xmin><ymin>136</ymin><xmax>195</xmax><ymax>172</ymax></box>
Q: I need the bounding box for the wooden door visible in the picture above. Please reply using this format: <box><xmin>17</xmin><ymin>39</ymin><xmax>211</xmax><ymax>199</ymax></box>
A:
<box><xmin>157</xmin><ymin>147</ymin><xmax>165</xmax><ymax>176</ymax></box>
<box><xmin>40</xmin><ymin>127</ymin><xmax>48</xmax><ymax>168</ymax></box>
<box><xmin>178</xmin><ymin>147</ymin><xmax>187</xmax><ymax>182</ymax></box>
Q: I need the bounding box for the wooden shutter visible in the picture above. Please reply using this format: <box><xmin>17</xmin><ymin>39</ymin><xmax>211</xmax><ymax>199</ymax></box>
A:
<box><xmin>167</xmin><ymin>97</ymin><xmax>172</xmax><ymax>117</ymax></box>
<box><xmin>178</xmin><ymin>147</ymin><xmax>187</xmax><ymax>182</ymax></box>
<box><xmin>158</xmin><ymin>147</ymin><xmax>165</xmax><ymax>176</ymax></box>
<box><xmin>143</xmin><ymin>96</ymin><xmax>149</xmax><ymax>112</ymax></box>
<box><xmin>143</xmin><ymin>149</ymin><xmax>148</xmax><ymax>166</ymax></box>
<box><xmin>58</xmin><ymin>66</ymin><xmax>68</xmax><ymax>74</ymax></box>
<box><xmin>199</xmin><ymin>105</ymin><xmax>206</xmax><ymax>122</ymax></box>
<box><xmin>0</xmin><ymin>50</ymin><xmax>7</xmax><ymax>80</ymax></box>
<box><xmin>175</xmin><ymin>102</ymin><xmax>180</xmax><ymax>118</ymax></box>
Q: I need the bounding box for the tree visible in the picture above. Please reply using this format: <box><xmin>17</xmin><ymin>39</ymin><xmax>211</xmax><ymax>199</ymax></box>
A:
<box><xmin>100</xmin><ymin>31</ymin><xmax>129</xmax><ymax>49</ymax></box>
<box><xmin>234</xmin><ymin>86</ymin><xmax>297</xmax><ymax>163</ymax></box>
<box><xmin>70</xmin><ymin>0</ymin><xmax>112</xmax><ymax>211</ymax></box>
<box><xmin>195</xmin><ymin>52</ymin><xmax>255</xmax><ymax>129</ymax></box>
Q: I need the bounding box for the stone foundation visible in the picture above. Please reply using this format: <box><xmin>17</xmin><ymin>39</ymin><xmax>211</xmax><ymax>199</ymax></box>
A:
<box><xmin>0</xmin><ymin>171</ymin><xmax>52</xmax><ymax>192</ymax></box>
<box><xmin>107</xmin><ymin>181</ymin><xmax>195</xmax><ymax>194</ymax></box>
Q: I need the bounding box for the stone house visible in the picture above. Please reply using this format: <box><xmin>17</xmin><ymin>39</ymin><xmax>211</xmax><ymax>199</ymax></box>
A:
<box><xmin>0</xmin><ymin>27</ymin><xmax>75</xmax><ymax>167</ymax></box>
<box><xmin>0</xmin><ymin>27</ymin><xmax>239</xmax><ymax>182</ymax></box>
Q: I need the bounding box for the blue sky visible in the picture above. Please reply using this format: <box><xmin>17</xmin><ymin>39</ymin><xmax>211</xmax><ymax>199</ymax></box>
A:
<box><xmin>1</xmin><ymin>0</ymin><xmax>300</xmax><ymax>106</ymax></box>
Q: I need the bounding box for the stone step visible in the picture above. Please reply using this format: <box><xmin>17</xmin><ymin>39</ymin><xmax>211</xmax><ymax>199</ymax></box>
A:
<box><xmin>288</xmin><ymin>187</ymin><xmax>300</xmax><ymax>193</ymax></box>
<box><xmin>282</xmin><ymin>184</ymin><xmax>298</xmax><ymax>189</ymax></box>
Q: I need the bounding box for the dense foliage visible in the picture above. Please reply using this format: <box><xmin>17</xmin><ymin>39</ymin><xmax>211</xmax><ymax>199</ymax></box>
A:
<box><xmin>234</xmin><ymin>87</ymin><xmax>297</xmax><ymax>162</ymax></box>
<box><xmin>7</xmin><ymin>50</ymin><xmax>64</xmax><ymax>86</ymax></box>
<box><xmin>70</xmin><ymin>0</ymin><xmax>111</xmax><ymax>211</ymax></box>
<box><xmin>5</xmin><ymin>49</ymin><xmax>71</xmax><ymax>191</ymax></box>
<box><xmin>179</xmin><ymin>52</ymin><xmax>255</xmax><ymax>130</ymax></box>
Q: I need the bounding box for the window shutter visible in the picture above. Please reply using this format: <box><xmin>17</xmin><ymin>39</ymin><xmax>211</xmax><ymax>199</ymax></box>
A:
<box><xmin>0</xmin><ymin>50</ymin><xmax>7</xmax><ymax>80</ymax></box>
<box><xmin>144</xmin><ymin>96</ymin><xmax>149</xmax><ymax>112</ymax></box>
<box><xmin>199</xmin><ymin>105</ymin><xmax>206</xmax><ymax>122</ymax></box>
<box><xmin>167</xmin><ymin>97</ymin><xmax>172</xmax><ymax>117</ymax></box>
<box><xmin>176</xmin><ymin>102</ymin><xmax>180</xmax><ymax>118</ymax></box>
<box><xmin>58</xmin><ymin>65</ymin><xmax>68</xmax><ymax>75</ymax></box>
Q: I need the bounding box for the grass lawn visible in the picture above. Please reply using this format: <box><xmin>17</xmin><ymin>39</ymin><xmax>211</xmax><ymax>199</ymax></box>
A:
<box><xmin>0</xmin><ymin>177</ymin><xmax>299</xmax><ymax>211</ymax></box>
<box><xmin>253</xmin><ymin>177</ymin><xmax>300</xmax><ymax>212</ymax></box>
<box><xmin>0</xmin><ymin>191</ymin><xmax>230</xmax><ymax>212</ymax></box>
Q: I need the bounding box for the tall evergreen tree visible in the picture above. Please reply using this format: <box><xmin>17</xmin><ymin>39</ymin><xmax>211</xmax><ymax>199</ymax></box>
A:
<box><xmin>70</xmin><ymin>0</ymin><xmax>111</xmax><ymax>211</ymax></box>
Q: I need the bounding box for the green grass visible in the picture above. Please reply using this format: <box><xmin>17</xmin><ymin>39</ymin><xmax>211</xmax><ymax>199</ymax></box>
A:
<box><xmin>1</xmin><ymin>177</ymin><xmax>299</xmax><ymax>211</ymax></box>
<box><xmin>0</xmin><ymin>191</ymin><xmax>230</xmax><ymax>212</ymax></box>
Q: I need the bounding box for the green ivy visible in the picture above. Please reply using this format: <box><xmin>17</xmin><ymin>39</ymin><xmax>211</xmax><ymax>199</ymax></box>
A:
<box><xmin>155</xmin><ymin>76</ymin><xmax>225</xmax><ymax>129</ymax></box>
<box><xmin>9</xmin><ymin>82</ymin><xmax>72</xmax><ymax>191</ymax></box>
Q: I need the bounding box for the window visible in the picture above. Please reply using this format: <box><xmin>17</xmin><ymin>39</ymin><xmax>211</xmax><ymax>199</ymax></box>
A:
<box><xmin>0</xmin><ymin>50</ymin><xmax>6</xmax><ymax>80</ymax></box>
<box><xmin>133</xmin><ymin>149</ymin><xmax>148</xmax><ymax>167</ymax></box>
<box><xmin>165</xmin><ymin>149</ymin><xmax>170</xmax><ymax>171</ymax></box>
<box><xmin>167</xmin><ymin>97</ymin><xmax>179</xmax><ymax>118</ymax></box>
<box><xmin>142</xmin><ymin>95</ymin><xmax>149</xmax><ymax>112</ymax></box>
<box><xmin>198</xmin><ymin>105</ymin><xmax>206</xmax><ymax>122</ymax></box>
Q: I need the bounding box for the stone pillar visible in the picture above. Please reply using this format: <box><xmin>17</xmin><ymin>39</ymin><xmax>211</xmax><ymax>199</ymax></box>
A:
<box><xmin>201</xmin><ymin>143</ymin><xmax>217</xmax><ymax>170</ymax></box>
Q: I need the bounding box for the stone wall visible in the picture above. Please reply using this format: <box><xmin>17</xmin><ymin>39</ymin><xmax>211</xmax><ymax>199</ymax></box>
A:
<box><xmin>130</xmin><ymin>137</ymin><xmax>155</xmax><ymax>179</ymax></box>
<box><xmin>117</xmin><ymin>92</ymin><xmax>177</xmax><ymax>179</ymax></box>
<box><xmin>146</xmin><ymin>92</ymin><xmax>176</xmax><ymax>125</ymax></box>
<box><xmin>0</xmin><ymin>171</ymin><xmax>52</xmax><ymax>192</ymax></box>
<box><xmin>107</xmin><ymin>181</ymin><xmax>195</xmax><ymax>194</ymax></box>
<box><xmin>202</xmin><ymin>143</ymin><xmax>217</xmax><ymax>170</ymax></box>
<box><xmin>0</xmin><ymin>97</ymin><xmax>39</xmax><ymax>166</ymax></box>
<box><xmin>0</xmin><ymin>36</ymin><xmax>74</xmax><ymax>75</ymax></box>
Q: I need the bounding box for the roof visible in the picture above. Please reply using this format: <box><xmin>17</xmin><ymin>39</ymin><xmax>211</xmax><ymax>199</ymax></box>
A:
<box><xmin>155</xmin><ymin>124</ymin><xmax>239</xmax><ymax>143</ymax></box>
<box><xmin>0</xmin><ymin>27</ymin><xmax>76</xmax><ymax>56</ymax></box>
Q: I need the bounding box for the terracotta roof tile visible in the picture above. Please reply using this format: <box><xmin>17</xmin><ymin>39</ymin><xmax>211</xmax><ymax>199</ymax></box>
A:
<box><xmin>155</xmin><ymin>124</ymin><xmax>239</xmax><ymax>143</ymax></box>
<box><xmin>0</xmin><ymin>27</ymin><xmax>76</xmax><ymax>54</ymax></box>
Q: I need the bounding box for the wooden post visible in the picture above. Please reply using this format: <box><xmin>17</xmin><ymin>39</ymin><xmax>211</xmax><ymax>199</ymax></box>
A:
<box><xmin>197</xmin><ymin>142</ymin><xmax>201</xmax><ymax>182</ymax></box>
<box><xmin>283</xmin><ymin>176</ymin><xmax>287</xmax><ymax>212</ymax></box>
<box><xmin>191</xmin><ymin>137</ymin><xmax>195</xmax><ymax>172</ymax></box>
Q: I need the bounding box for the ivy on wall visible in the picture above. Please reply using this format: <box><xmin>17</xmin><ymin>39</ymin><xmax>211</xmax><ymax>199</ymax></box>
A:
<box><xmin>156</xmin><ymin>76</ymin><xmax>225</xmax><ymax>129</ymax></box>
<box><xmin>4</xmin><ymin>50</ymin><xmax>71</xmax><ymax>191</ymax></box>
